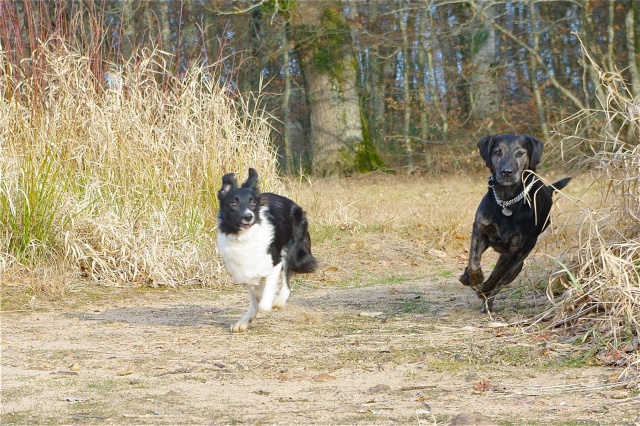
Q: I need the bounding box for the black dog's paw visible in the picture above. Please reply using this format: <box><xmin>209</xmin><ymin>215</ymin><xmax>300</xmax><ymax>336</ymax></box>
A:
<box><xmin>478</xmin><ymin>294</ymin><xmax>494</xmax><ymax>314</ymax></box>
<box><xmin>459</xmin><ymin>272</ymin><xmax>469</xmax><ymax>286</ymax></box>
<box><xmin>459</xmin><ymin>267</ymin><xmax>483</xmax><ymax>287</ymax></box>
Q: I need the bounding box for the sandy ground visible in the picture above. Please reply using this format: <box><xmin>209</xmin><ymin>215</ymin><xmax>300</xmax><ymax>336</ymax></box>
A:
<box><xmin>2</xmin><ymin>275</ymin><xmax>639</xmax><ymax>425</ymax></box>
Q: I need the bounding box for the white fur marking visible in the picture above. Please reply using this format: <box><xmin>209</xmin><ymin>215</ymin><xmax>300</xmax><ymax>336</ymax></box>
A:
<box><xmin>217</xmin><ymin>206</ymin><xmax>275</xmax><ymax>287</ymax></box>
<box><xmin>231</xmin><ymin>288</ymin><xmax>260</xmax><ymax>333</ymax></box>
<box><xmin>273</xmin><ymin>257</ymin><xmax>290</xmax><ymax>309</ymax></box>
<box><xmin>258</xmin><ymin>262</ymin><xmax>282</xmax><ymax>312</ymax></box>
<box><xmin>219</xmin><ymin>206</ymin><xmax>293</xmax><ymax>332</ymax></box>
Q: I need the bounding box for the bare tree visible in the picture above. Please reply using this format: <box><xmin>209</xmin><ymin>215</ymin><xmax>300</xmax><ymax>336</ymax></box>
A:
<box><xmin>469</xmin><ymin>0</ymin><xmax>500</xmax><ymax>126</ymax></box>
<box><xmin>291</xmin><ymin>0</ymin><xmax>365</xmax><ymax>175</ymax></box>
<box><xmin>625</xmin><ymin>2</ymin><xmax>640</xmax><ymax>141</ymax></box>
<box><xmin>528</xmin><ymin>2</ymin><xmax>549</xmax><ymax>139</ymax></box>
<box><xmin>398</xmin><ymin>0</ymin><xmax>413</xmax><ymax>171</ymax></box>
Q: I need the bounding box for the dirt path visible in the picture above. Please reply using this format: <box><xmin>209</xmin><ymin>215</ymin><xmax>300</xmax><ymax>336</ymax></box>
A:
<box><xmin>2</xmin><ymin>276</ymin><xmax>638</xmax><ymax>425</ymax></box>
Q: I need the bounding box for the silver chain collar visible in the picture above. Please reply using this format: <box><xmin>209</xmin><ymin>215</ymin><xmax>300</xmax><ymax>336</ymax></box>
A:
<box><xmin>488</xmin><ymin>175</ymin><xmax>538</xmax><ymax>215</ymax></box>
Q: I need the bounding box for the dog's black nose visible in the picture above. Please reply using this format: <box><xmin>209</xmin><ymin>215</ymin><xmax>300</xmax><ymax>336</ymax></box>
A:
<box><xmin>241</xmin><ymin>212</ymin><xmax>254</xmax><ymax>223</ymax></box>
<box><xmin>500</xmin><ymin>169</ymin><xmax>513</xmax><ymax>178</ymax></box>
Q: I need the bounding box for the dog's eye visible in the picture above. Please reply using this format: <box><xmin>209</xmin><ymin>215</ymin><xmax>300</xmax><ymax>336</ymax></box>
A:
<box><xmin>249</xmin><ymin>199</ymin><xmax>257</xmax><ymax>207</ymax></box>
<box><xmin>493</xmin><ymin>149</ymin><xmax>502</xmax><ymax>157</ymax></box>
<box><xmin>229</xmin><ymin>201</ymin><xmax>238</xmax><ymax>208</ymax></box>
<box><xmin>516</xmin><ymin>151</ymin><xmax>526</xmax><ymax>158</ymax></box>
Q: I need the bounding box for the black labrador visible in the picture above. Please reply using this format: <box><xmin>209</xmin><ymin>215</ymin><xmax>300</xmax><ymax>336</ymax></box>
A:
<box><xmin>460</xmin><ymin>134</ymin><xmax>571</xmax><ymax>313</ymax></box>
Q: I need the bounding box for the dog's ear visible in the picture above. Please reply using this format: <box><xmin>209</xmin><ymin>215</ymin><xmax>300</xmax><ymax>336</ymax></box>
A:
<box><xmin>523</xmin><ymin>135</ymin><xmax>544</xmax><ymax>170</ymax></box>
<box><xmin>218</xmin><ymin>173</ymin><xmax>238</xmax><ymax>201</ymax></box>
<box><xmin>477</xmin><ymin>135</ymin><xmax>497</xmax><ymax>169</ymax></box>
<box><xmin>241</xmin><ymin>168</ymin><xmax>259</xmax><ymax>191</ymax></box>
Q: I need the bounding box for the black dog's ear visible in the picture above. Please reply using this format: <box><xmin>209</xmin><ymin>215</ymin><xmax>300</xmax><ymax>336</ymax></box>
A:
<box><xmin>241</xmin><ymin>168</ymin><xmax>259</xmax><ymax>191</ymax></box>
<box><xmin>218</xmin><ymin>173</ymin><xmax>238</xmax><ymax>201</ymax></box>
<box><xmin>477</xmin><ymin>135</ymin><xmax>497</xmax><ymax>169</ymax></box>
<box><xmin>523</xmin><ymin>135</ymin><xmax>544</xmax><ymax>170</ymax></box>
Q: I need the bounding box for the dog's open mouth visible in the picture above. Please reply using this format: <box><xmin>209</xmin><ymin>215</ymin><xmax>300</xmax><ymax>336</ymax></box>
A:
<box><xmin>239</xmin><ymin>222</ymin><xmax>253</xmax><ymax>230</ymax></box>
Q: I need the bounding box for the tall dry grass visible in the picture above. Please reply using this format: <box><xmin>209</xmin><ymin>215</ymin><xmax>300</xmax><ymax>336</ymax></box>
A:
<box><xmin>544</xmin><ymin>53</ymin><xmax>640</xmax><ymax>378</ymax></box>
<box><xmin>0</xmin><ymin>39</ymin><xmax>281</xmax><ymax>287</ymax></box>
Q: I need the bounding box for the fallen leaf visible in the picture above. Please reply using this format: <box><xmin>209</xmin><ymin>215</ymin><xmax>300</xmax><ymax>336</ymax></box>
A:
<box><xmin>368</xmin><ymin>384</ymin><xmax>390</xmax><ymax>393</ymax></box>
<box><xmin>428</xmin><ymin>248</ymin><xmax>447</xmax><ymax>258</ymax></box>
<box><xmin>473</xmin><ymin>379</ymin><xmax>492</xmax><ymax>392</ymax></box>
<box><xmin>359</xmin><ymin>311</ymin><xmax>383</xmax><ymax>317</ymax></box>
<box><xmin>52</xmin><ymin>370</ymin><xmax>78</xmax><ymax>376</ymax></box>
<box><xmin>311</xmin><ymin>373</ymin><xmax>336</xmax><ymax>382</ymax></box>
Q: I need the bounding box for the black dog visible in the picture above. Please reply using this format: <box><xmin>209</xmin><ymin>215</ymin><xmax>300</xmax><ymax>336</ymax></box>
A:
<box><xmin>460</xmin><ymin>134</ymin><xmax>571</xmax><ymax>313</ymax></box>
<box><xmin>217</xmin><ymin>168</ymin><xmax>317</xmax><ymax>332</ymax></box>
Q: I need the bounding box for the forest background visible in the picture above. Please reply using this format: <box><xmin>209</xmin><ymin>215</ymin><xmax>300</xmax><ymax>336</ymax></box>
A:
<box><xmin>3</xmin><ymin>0</ymin><xmax>639</xmax><ymax>175</ymax></box>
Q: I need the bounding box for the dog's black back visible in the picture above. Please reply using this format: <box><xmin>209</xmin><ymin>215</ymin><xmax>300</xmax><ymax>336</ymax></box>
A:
<box><xmin>259</xmin><ymin>192</ymin><xmax>317</xmax><ymax>273</ymax></box>
<box><xmin>217</xmin><ymin>168</ymin><xmax>316</xmax><ymax>274</ymax></box>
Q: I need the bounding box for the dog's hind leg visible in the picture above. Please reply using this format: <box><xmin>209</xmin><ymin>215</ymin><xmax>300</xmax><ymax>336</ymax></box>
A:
<box><xmin>258</xmin><ymin>262</ymin><xmax>283</xmax><ymax>312</ymax></box>
<box><xmin>231</xmin><ymin>288</ymin><xmax>261</xmax><ymax>333</ymax></box>
<box><xmin>478</xmin><ymin>256</ymin><xmax>525</xmax><ymax>313</ymax></box>
<box><xmin>273</xmin><ymin>261</ymin><xmax>291</xmax><ymax>310</ymax></box>
<box><xmin>477</xmin><ymin>243</ymin><xmax>535</xmax><ymax>312</ymax></box>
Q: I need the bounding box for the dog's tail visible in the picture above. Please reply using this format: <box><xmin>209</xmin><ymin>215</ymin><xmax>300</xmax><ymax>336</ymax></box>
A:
<box><xmin>289</xmin><ymin>205</ymin><xmax>317</xmax><ymax>273</ymax></box>
<box><xmin>548</xmin><ymin>177</ymin><xmax>572</xmax><ymax>194</ymax></box>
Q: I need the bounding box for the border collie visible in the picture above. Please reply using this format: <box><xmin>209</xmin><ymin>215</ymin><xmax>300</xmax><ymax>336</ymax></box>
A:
<box><xmin>217</xmin><ymin>168</ymin><xmax>317</xmax><ymax>332</ymax></box>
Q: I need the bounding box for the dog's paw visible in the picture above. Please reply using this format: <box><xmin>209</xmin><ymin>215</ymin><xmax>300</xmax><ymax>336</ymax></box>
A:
<box><xmin>460</xmin><ymin>267</ymin><xmax>483</xmax><ymax>287</ymax></box>
<box><xmin>477</xmin><ymin>295</ymin><xmax>494</xmax><ymax>314</ymax></box>
<box><xmin>272</xmin><ymin>298</ymin><xmax>287</xmax><ymax>310</ymax></box>
<box><xmin>459</xmin><ymin>272</ymin><xmax>471</xmax><ymax>286</ymax></box>
<box><xmin>258</xmin><ymin>302</ymin><xmax>273</xmax><ymax>313</ymax></box>
<box><xmin>273</xmin><ymin>287</ymin><xmax>291</xmax><ymax>310</ymax></box>
<box><xmin>231</xmin><ymin>320</ymin><xmax>249</xmax><ymax>333</ymax></box>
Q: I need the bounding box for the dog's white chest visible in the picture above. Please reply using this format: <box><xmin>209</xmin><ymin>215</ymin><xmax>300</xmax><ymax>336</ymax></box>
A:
<box><xmin>217</xmin><ymin>221</ymin><xmax>276</xmax><ymax>285</ymax></box>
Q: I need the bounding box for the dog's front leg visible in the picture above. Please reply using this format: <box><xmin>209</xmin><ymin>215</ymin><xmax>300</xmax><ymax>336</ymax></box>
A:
<box><xmin>460</xmin><ymin>224</ymin><xmax>488</xmax><ymax>288</ymax></box>
<box><xmin>258</xmin><ymin>262</ymin><xmax>283</xmax><ymax>312</ymax></box>
<box><xmin>231</xmin><ymin>286</ymin><xmax>261</xmax><ymax>333</ymax></box>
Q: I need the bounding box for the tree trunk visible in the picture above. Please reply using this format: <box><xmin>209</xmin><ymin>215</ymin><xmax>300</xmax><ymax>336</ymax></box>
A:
<box><xmin>625</xmin><ymin>3</ymin><xmax>640</xmax><ymax>142</ymax></box>
<box><xmin>367</xmin><ymin>3</ymin><xmax>386</xmax><ymax>150</ymax></box>
<box><xmin>469</xmin><ymin>0</ymin><xmax>500</xmax><ymax>123</ymax></box>
<box><xmin>426</xmin><ymin>6</ymin><xmax>448</xmax><ymax>139</ymax></box>
<box><xmin>416</xmin><ymin>5</ymin><xmax>431</xmax><ymax>169</ymax></box>
<box><xmin>607</xmin><ymin>1</ymin><xmax>615</xmax><ymax>74</ymax></box>
<box><xmin>528</xmin><ymin>2</ymin><xmax>549</xmax><ymax>139</ymax></box>
<box><xmin>398</xmin><ymin>0</ymin><xmax>413</xmax><ymax>171</ymax></box>
<box><xmin>281</xmin><ymin>23</ymin><xmax>294</xmax><ymax>174</ymax></box>
<box><xmin>292</xmin><ymin>1</ymin><xmax>365</xmax><ymax>176</ymax></box>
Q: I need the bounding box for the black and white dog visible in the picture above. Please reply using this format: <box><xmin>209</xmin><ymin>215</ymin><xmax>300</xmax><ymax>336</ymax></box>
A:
<box><xmin>217</xmin><ymin>168</ymin><xmax>317</xmax><ymax>332</ymax></box>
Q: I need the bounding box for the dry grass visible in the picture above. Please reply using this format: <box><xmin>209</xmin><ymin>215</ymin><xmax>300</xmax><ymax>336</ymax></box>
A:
<box><xmin>282</xmin><ymin>172</ymin><xmax>484</xmax><ymax>291</ymax></box>
<box><xmin>543</xmin><ymin>50</ymin><xmax>640</xmax><ymax>378</ymax></box>
<box><xmin>1</xmin><ymin>39</ymin><xmax>280</xmax><ymax>287</ymax></box>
